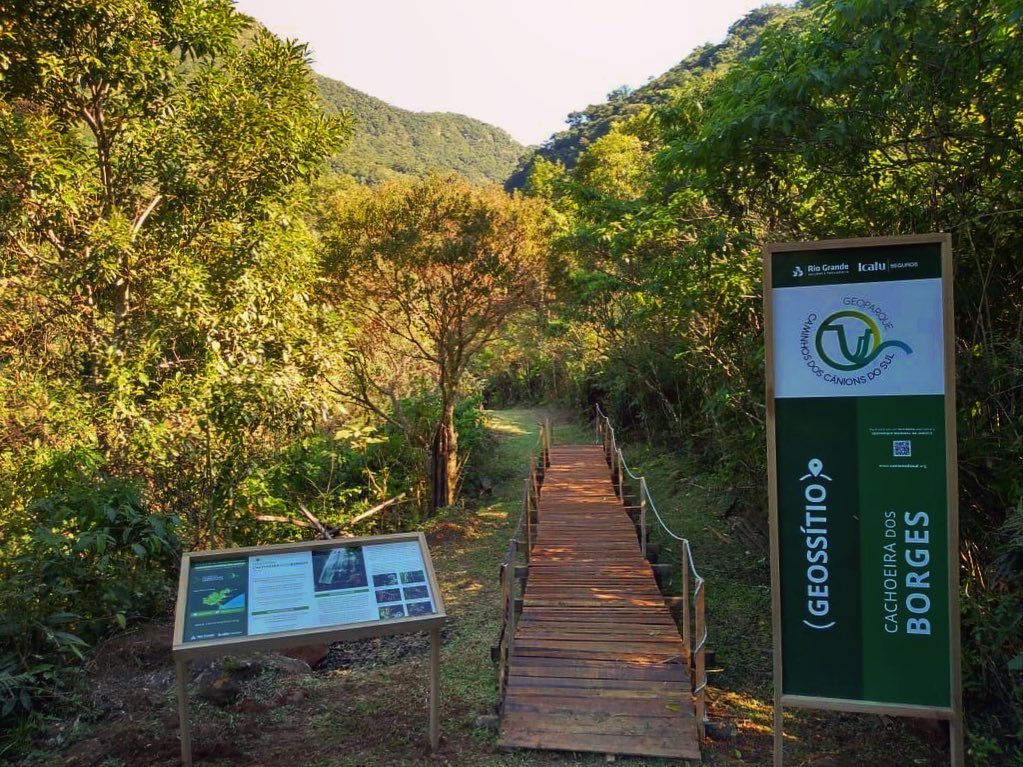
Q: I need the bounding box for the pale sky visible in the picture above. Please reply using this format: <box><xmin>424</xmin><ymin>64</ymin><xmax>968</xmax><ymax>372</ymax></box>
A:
<box><xmin>233</xmin><ymin>0</ymin><xmax>780</xmax><ymax>146</ymax></box>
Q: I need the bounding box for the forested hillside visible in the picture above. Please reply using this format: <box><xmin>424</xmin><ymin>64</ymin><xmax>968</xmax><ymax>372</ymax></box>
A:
<box><xmin>1</xmin><ymin>0</ymin><xmax>1021</xmax><ymax>764</ymax></box>
<box><xmin>504</xmin><ymin>4</ymin><xmax>791</xmax><ymax>190</ymax></box>
<box><xmin>316</xmin><ymin>75</ymin><xmax>525</xmax><ymax>185</ymax></box>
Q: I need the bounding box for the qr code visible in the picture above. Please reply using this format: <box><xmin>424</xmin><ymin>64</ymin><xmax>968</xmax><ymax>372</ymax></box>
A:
<box><xmin>893</xmin><ymin>440</ymin><xmax>912</xmax><ymax>457</ymax></box>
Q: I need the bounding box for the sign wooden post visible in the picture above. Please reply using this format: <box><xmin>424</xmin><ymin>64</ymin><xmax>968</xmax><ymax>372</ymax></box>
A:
<box><xmin>764</xmin><ymin>235</ymin><xmax>963</xmax><ymax>766</ymax></box>
<box><xmin>172</xmin><ymin>532</ymin><xmax>446</xmax><ymax>766</ymax></box>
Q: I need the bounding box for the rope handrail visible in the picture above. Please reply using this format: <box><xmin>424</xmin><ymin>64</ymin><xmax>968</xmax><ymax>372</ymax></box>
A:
<box><xmin>594</xmin><ymin>402</ymin><xmax>709</xmax><ymax>731</ymax></box>
<box><xmin>496</xmin><ymin>417</ymin><xmax>551</xmax><ymax>699</ymax></box>
<box><xmin>595</xmin><ymin>405</ymin><xmax>703</xmax><ymax>574</ymax></box>
<box><xmin>617</xmin><ymin>448</ymin><xmax>706</xmax><ymax>587</ymax></box>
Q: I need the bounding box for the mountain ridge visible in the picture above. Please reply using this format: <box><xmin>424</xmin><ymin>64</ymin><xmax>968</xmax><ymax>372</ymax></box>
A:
<box><xmin>315</xmin><ymin>74</ymin><xmax>526</xmax><ymax>185</ymax></box>
<box><xmin>504</xmin><ymin>4</ymin><xmax>793</xmax><ymax>190</ymax></box>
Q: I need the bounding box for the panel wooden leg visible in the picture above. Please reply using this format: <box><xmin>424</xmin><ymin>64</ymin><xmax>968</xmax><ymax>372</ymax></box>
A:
<box><xmin>429</xmin><ymin>627</ymin><xmax>440</xmax><ymax>751</ymax></box>
<box><xmin>176</xmin><ymin>658</ymin><xmax>192</xmax><ymax>767</ymax></box>
<box><xmin>773</xmin><ymin>696</ymin><xmax>783</xmax><ymax>767</ymax></box>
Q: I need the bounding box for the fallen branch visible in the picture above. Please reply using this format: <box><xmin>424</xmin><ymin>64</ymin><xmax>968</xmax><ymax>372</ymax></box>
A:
<box><xmin>298</xmin><ymin>502</ymin><xmax>331</xmax><ymax>539</ymax></box>
<box><xmin>343</xmin><ymin>493</ymin><xmax>408</xmax><ymax>531</ymax></box>
<box><xmin>251</xmin><ymin>514</ymin><xmax>316</xmax><ymax>529</ymax></box>
<box><xmin>251</xmin><ymin>493</ymin><xmax>410</xmax><ymax>539</ymax></box>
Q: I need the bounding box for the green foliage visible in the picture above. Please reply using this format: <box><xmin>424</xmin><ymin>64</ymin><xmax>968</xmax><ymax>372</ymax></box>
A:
<box><xmin>505</xmin><ymin>4</ymin><xmax>792</xmax><ymax>190</ymax></box>
<box><xmin>0</xmin><ymin>1</ymin><xmax>352</xmax><ymax>544</ymax></box>
<box><xmin>318</xmin><ymin>173</ymin><xmax>550</xmax><ymax>507</ymax></box>
<box><xmin>516</xmin><ymin>0</ymin><xmax>1023</xmax><ymax>757</ymax></box>
<box><xmin>0</xmin><ymin>0</ymin><xmax>364</xmax><ymax>726</ymax></box>
<box><xmin>315</xmin><ymin>75</ymin><xmax>524</xmax><ymax>185</ymax></box>
<box><xmin>0</xmin><ymin>447</ymin><xmax>177</xmax><ymax>719</ymax></box>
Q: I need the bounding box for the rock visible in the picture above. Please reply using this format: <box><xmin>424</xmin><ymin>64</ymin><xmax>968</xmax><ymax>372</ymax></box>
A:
<box><xmin>280</xmin><ymin>644</ymin><xmax>329</xmax><ymax>669</ymax></box>
<box><xmin>217</xmin><ymin>655</ymin><xmax>263</xmax><ymax>679</ymax></box>
<box><xmin>226</xmin><ymin>698</ymin><xmax>269</xmax><ymax>714</ymax></box>
<box><xmin>705</xmin><ymin>719</ymin><xmax>739</xmax><ymax>741</ymax></box>
<box><xmin>194</xmin><ymin>668</ymin><xmax>241</xmax><ymax>705</ymax></box>
<box><xmin>188</xmin><ymin>657</ymin><xmax>218</xmax><ymax>679</ymax></box>
<box><xmin>263</xmin><ymin>654</ymin><xmax>312</xmax><ymax>675</ymax></box>
<box><xmin>272</xmin><ymin>688</ymin><xmax>307</xmax><ymax>707</ymax></box>
<box><xmin>142</xmin><ymin>669</ymin><xmax>175</xmax><ymax>692</ymax></box>
<box><xmin>474</xmin><ymin>714</ymin><xmax>500</xmax><ymax>732</ymax></box>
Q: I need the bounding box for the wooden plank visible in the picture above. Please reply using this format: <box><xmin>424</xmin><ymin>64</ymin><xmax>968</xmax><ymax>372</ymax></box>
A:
<box><xmin>499</xmin><ymin>443</ymin><xmax>700</xmax><ymax>762</ymax></box>
<box><xmin>507</xmin><ymin>663</ymin><xmax>682</xmax><ymax>682</ymax></box>
<box><xmin>500</xmin><ymin>727</ymin><xmax>701</xmax><ymax>760</ymax></box>
<box><xmin>506</xmin><ymin>682</ymin><xmax>688</xmax><ymax>697</ymax></box>
<box><xmin>513</xmin><ymin>641</ymin><xmax>686</xmax><ymax>657</ymax></box>
<box><xmin>505</xmin><ymin>699</ymin><xmax>695</xmax><ymax>724</ymax></box>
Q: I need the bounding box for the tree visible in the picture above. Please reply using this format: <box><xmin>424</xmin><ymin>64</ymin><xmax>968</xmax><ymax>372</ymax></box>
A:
<box><xmin>320</xmin><ymin>174</ymin><xmax>549</xmax><ymax>507</ymax></box>
<box><xmin>0</xmin><ymin>0</ymin><xmax>351</xmax><ymax>542</ymax></box>
<box><xmin>0</xmin><ymin>0</ymin><xmax>358</xmax><ymax>720</ymax></box>
<box><xmin>530</xmin><ymin>0</ymin><xmax>1023</xmax><ymax>756</ymax></box>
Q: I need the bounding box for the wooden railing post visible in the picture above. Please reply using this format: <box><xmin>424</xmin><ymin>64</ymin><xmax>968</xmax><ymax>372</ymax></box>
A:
<box><xmin>616</xmin><ymin>449</ymin><xmax>624</xmax><ymax>499</ymax></box>
<box><xmin>524</xmin><ymin>478</ymin><xmax>532</xmax><ymax>559</ymax></box>
<box><xmin>530</xmin><ymin>456</ymin><xmax>540</xmax><ymax>501</ymax></box>
<box><xmin>508</xmin><ymin>538</ymin><xmax>518</xmax><ymax>657</ymax></box>
<box><xmin>609</xmin><ymin>444</ymin><xmax>616</xmax><ymax>490</ymax></box>
<box><xmin>544</xmin><ymin>417</ymin><xmax>552</xmax><ymax>467</ymax></box>
<box><xmin>681</xmin><ymin>543</ymin><xmax>691</xmax><ymax>651</ymax></box>
<box><xmin>695</xmin><ymin>580</ymin><xmax>707</xmax><ymax>740</ymax></box>
<box><xmin>639</xmin><ymin>477</ymin><xmax>648</xmax><ymax>560</ymax></box>
<box><xmin>498</xmin><ymin>561</ymin><xmax>509</xmax><ymax>697</ymax></box>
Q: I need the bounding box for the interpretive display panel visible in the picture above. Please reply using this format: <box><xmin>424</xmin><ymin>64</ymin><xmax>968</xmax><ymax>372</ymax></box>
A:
<box><xmin>764</xmin><ymin>235</ymin><xmax>961</xmax><ymax>722</ymax></box>
<box><xmin>172</xmin><ymin>532</ymin><xmax>446</xmax><ymax>766</ymax></box>
<box><xmin>174</xmin><ymin>532</ymin><xmax>444</xmax><ymax>654</ymax></box>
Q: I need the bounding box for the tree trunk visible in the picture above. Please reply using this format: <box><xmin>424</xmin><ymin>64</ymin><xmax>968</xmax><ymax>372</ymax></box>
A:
<box><xmin>431</xmin><ymin>400</ymin><xmax>459</xmax><ymax>510</ymax></box>
<box><xmin>444</xmin><ymin>400</ymin><xmax>459</xmax><ymax>507</ymax></box>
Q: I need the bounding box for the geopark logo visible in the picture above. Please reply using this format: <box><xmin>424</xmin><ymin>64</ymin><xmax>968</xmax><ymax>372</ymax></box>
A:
<box><xmin>815</xmin><ymin>310</ymin><xmax>912</xmax><ymax>372</ymax></box>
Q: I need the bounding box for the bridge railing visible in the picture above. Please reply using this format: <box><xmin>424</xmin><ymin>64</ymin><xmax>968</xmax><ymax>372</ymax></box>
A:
<box><xmin>495</xmin><ymin>417</ymin><xmax>551</xmax><ymax>699</ymax></box>
<box><xmin>595</xmin><ymin>403</ymin><xmax>709</xmax><ymax>738</ymax></box>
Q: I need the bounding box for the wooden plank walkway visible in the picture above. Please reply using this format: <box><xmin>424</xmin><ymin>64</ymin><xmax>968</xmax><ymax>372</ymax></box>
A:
<box><xmin>499</xmin><ymin>444</ymin><xmax>701</xmax><ymax>761</ymax></box>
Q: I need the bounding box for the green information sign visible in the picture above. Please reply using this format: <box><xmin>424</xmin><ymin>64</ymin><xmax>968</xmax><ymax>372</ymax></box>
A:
<box><xmin>764</xmin><ymin>235</ymin><xmax>963</xmax><ymax>764</ymax></box>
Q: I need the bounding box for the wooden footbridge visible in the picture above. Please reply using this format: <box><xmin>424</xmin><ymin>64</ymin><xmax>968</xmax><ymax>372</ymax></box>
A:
<box><xmin>495</xmin><ymin>411</ymin><xmax>706</xmax><ymax>762</ymax></box>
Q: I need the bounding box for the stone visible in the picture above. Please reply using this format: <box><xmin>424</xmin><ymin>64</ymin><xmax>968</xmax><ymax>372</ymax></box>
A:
<box><xmin>474</xmin><ymin>714</ymin><xmax>500</xmax><ymax>732</ymax></box>
<box><xmin>217</xmin><ymin>655</ymin><xmax>263</xmax><ymax>679</ymax></box>
<box><xmin>904</xmin><ymin>716</ymin><xmax>948</xmax><ymax>746</ymax></box>
<box><xmin>272</xmin><ymin>688</ymin><xmax>307</xmax><ymax>707</ymax></box>
<box><xmin>142</xmin><ymin>669</ymin><xmax>175</xmax><ymax>692</ymax></box>
<box><xmin>263</xmin><ymin>654</ymin><xmax>312</xmax><ymax>675</ymax></box>
<box><xmin>705</xmin><ymin>719</ymin><xmax>739</xmax><ymax>741</ymax></box>
<box><xmin>194</xmin><ymin>668</ymin><xmax>241</xmax><ymax>705</ymax></box>
<box><xmin>188</xmin><ymin>657</ymin><xmax>218</xmax><ymax>679</ymax></box>
<box><xmin>226</xmin><ymin>698</ymin><xmax>270</xmax><ymax>714</ymax></box>
<box><xmin>280</xmin><ymin>644</ymin><xmax>329</xmax><ymax>669</ymax></box>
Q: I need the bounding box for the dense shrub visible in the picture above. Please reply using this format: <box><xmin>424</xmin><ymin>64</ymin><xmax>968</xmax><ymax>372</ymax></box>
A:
<box><xmin>0</xmin><ymin>448</ymin><xmax>177</xmax><ymax>719</ymax></box>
